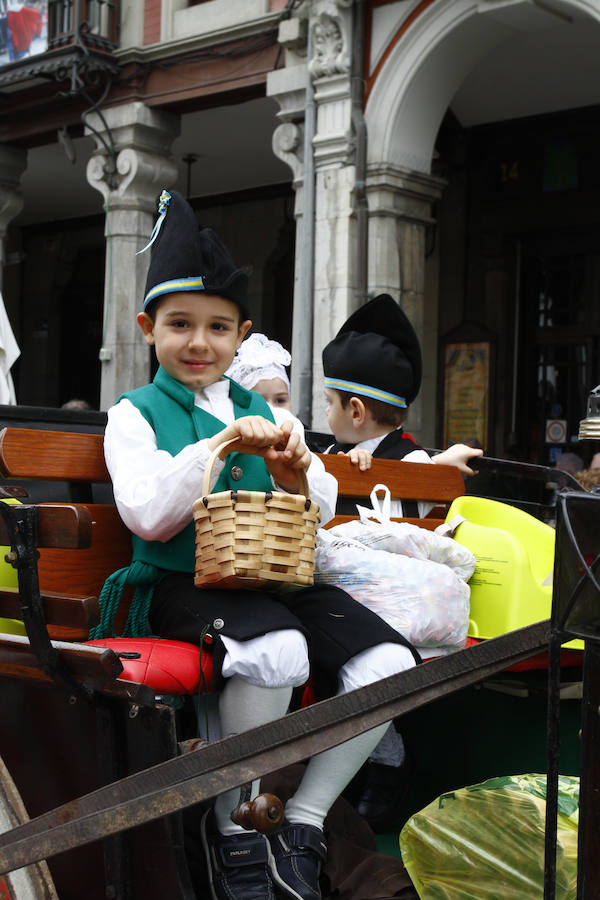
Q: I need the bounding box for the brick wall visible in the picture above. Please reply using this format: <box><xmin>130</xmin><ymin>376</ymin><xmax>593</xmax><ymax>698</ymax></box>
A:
<box><xmin>144</xmin><ymin>0</ymin><xmax>161</xmax><ymax>45</ymax></box>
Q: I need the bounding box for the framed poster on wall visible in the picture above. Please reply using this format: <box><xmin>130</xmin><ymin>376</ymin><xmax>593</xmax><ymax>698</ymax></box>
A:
<box><xmin>442</xmin><ymin>330</ymin><xmax>492</xmax><ymax>450</ymax></box>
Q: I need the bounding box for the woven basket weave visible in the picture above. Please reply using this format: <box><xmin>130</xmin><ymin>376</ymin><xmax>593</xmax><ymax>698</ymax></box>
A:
<box><xmin>193</xmin><ymin>440</ymin><xmax>321</xmax><ymax>589</ymax></box>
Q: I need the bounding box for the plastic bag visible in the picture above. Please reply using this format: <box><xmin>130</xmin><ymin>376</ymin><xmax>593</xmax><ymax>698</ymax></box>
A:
<box><xmin>399</xmin><ymin>773</ymin><xmax>579</xmax><ymax>899</ymax></box>
<box><xmin>330</xmin><ymin>485</ymin><xmax>475</xmax><ymax>582</ymax></box>
<box><xmin>314</xmin><ymin>486</ymin><xmax>475</xmax><ymax>647</ymax></box>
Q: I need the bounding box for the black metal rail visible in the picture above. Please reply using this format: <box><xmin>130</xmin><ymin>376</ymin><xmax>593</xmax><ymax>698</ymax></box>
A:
<box><xmin>0</xmin><ymin>620</ymin><xmax>551</xmax><ymax>874</ymax></box>
<box><xmin>0</xmin><ymin>487</ymin><xmax>597</xmax><ymax>897</ymax></box>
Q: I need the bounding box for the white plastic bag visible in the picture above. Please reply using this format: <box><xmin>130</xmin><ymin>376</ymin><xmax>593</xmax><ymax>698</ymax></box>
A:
<box><xmin>314</xmin><ymin>485</ymin><xmax>476</xmax><ymax>648</ymax></box>
<box><xmin>345</xmin><ymin>484</ymin><xmax>476</xmax><ymax>580</ymax></box>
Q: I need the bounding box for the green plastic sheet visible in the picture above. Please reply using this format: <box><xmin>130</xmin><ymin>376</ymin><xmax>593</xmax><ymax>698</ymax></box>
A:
<box><xmin>400</xmin><ymin>773</ymin><xmax>579</xmax><ymax>899</ymax></box>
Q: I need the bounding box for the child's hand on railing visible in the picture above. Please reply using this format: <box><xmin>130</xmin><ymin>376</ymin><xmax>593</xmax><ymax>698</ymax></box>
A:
<box><xmin>433</xmin><ymin>444</ymin><xmax>483</xmax><ymax>476</ymax></box>
<box><xmin>341</xmin><ymin>448</ymin><xmax>373</xmax><ymax>471</ymax></box>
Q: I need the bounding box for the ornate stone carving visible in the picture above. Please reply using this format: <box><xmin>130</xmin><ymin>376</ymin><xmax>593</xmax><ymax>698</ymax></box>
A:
<box><xmin>87</xmin><ymin>146</ymin><xmax>178</xmax><ymax>208</ymax></box>
<box><xmin>309</xmin><ymin>12</ymin><xmax>350</xmax><ymax>78</ymax></box>
<box><xmin>85</xmin><ymin>102</ymin><xmax>179</xmax><ymax>202</ymax></box>
<box><xmin>272</xmin><ymin>122</ymin><xmax>304</xmax><ymax>183</ymax></box>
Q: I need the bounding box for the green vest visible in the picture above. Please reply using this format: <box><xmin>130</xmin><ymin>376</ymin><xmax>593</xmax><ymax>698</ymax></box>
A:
<box><xmin>90</xmin><ymin>366</ymin><xmax>275</xmax><ymax>638</ymax></box>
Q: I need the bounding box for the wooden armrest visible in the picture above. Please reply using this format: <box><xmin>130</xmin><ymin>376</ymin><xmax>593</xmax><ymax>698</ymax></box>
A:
<box><xmin>0</xmin><ymin>588</ymin><xmax>99</xmax><ymax>629</ymax></box>
<box><xmin>0</xmin><ymin>634</ymin><xmax>157</xmax><ymax>704</ymax></box>
<box><xmin>0</xmin><ymin>503</ymin><xmax>92</xmax><ymax>549</ymax></box>
<box><xmin>0</xmin><ymin>633</ymin><xmax>121</xmax><ymax>678</ymax></box>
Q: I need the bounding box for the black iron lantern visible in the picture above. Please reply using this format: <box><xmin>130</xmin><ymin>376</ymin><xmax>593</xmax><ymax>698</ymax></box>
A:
<box><xmin>578</xmin><ymin>383</ymin><xmax>600</xmax><ymax>440</ymax></box>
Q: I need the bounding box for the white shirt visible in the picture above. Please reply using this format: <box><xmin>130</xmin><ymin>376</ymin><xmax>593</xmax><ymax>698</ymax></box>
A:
<box><xmin>327</xmin><ymin>430</ymin><xmax>434</xmax><ymax>518</ymax></box>
<box><xmin>105</xmin><ymin>378</ymin><xmax>338</xmax><ymax>542</ymax></box>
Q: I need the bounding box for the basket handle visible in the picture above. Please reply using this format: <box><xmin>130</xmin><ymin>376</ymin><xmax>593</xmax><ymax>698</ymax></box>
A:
<box><xmin>201</xmin><ymin>438</ymin><xmax>311</xmax><ymax>499</ymax></box>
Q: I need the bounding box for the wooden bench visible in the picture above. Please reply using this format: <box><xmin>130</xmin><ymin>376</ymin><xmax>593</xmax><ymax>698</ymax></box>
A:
<box><xmin>0</xmin><ymin>428</ymin><xmax>466</xmax><ymax>648</ymax></box>
<box><xmin>0</xmin><ymin>425</ymin><xmax>565</xmax><ymax>898</ymax></box>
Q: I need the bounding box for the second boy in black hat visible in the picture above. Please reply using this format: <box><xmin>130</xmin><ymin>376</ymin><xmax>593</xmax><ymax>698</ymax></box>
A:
<box><xmin>322</xmin><ymin>294</ymin><xmax>482</xmax><ymax>831</ymax></box>
<box><xmin>93</xmin><ymin>190</ymin><xmax>423</xmax><ymax>900</ymax></box>
<box><xmin>323</xmin><ymin>293</ymin><xmax>481</xmax><ymax>494</ymax></box>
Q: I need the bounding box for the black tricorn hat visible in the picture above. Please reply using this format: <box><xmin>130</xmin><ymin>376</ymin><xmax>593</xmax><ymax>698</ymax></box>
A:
<box><xmin>142</xmin><ymin>189</ymin><xmax>249</xmax><ymax>317</ymax></box>
<box><xmin>322</xmin><ymin>294</ymin><xmax>422</xmax><ymax>407</ymax></box>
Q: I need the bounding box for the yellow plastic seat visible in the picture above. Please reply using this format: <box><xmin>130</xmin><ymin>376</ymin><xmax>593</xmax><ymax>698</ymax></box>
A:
<box><xmin>445</xmin><ymin>495</ymin><xmax>582</xmax><ymax>650</ymax></box>
<box><xmin>0</xmin><ymin>498</ymin><xmax>25</xmax><ymax>636</ymax></box>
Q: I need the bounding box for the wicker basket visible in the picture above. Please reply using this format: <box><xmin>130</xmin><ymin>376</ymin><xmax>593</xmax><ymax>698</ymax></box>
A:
<box><xmin>193</xmin><ymin>440</ymin><xmax>321</xmax><ymax>589</ymax></box>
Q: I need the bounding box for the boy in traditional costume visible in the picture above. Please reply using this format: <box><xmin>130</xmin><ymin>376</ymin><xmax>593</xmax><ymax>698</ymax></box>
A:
<box><xmin>95</xmin><ymin>191</ymin><xmax>420</xmax><ymax>900</ymax></box>
<box><xmin>322</xmin><ymin>294</ymin><xmax>482</xmax><ymax>831</ymax></box>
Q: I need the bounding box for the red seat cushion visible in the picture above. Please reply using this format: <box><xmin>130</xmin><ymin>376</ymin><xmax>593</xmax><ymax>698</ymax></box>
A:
<box><xmin>87</xmin><ymin>637</ymin><xmax>213</xmax><ymax>694</ymax></box>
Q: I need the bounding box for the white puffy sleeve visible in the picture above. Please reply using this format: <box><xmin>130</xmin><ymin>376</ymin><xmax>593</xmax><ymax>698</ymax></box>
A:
<box><xmin>104</xmin><ymin>398</ymin><xmax>226</xmax><ymax>542</ymax></box>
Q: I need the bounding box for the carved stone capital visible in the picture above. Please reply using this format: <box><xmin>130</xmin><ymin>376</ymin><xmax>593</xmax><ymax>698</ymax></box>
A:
<box><xmin>87</xmin><ymin>147</ymin><xmax>179</xmax><ymax>214</ymax></box>
<box><xmin>85</xmin><ymin>101</ymin><xmax>180</xmax><ymax>202</ymax></box>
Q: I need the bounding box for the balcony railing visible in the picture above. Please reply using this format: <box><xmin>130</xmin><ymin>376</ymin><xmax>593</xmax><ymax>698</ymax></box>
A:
<box><xmin>48</xmin><ymin>0</ymin><xmax>119</xmax><ymax>54</ymax></box>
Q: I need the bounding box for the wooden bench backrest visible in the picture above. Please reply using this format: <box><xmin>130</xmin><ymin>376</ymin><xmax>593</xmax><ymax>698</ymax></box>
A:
<box><xmin>317</xmin><ymin>453</ymin><xmax>465</xmax><ymax>529</ymax></box>
<box><xmin>0</xmin><ymin>428</ymin><xmax>466</xmax><ymax>635</ymax></box>
<box><xmin>0</xmin><ymin>427</ymin><xmax>110</xmax><ymax>483</ymax></box>
<box><xmin>0</xmin><ymin>427</ymin><xmax>131</xmax><ymax>638</ymax></box>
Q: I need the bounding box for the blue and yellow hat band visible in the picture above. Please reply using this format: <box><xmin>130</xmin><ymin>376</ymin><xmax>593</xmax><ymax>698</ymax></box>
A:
<box><xmin>324</xmin><ymin>377</ymin><xmax>407</xmax><ymax>408</ymax></box>
<box><xmin>143</xmin><ymin>277</ymin><xmax>205</xmax><ymax>310</ymax></box>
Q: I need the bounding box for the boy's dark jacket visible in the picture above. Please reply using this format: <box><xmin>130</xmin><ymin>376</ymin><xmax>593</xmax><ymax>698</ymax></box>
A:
<box><xmin>327</xmin><ymin>428</ymin><xmax>421</xmax><ymax>460</ymax></box>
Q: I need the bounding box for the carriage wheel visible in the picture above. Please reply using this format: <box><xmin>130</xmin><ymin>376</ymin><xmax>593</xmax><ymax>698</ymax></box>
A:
<box><xmin>0</xmin><ymin>754</ymin><xmax>58</xmax><ymax>899</ymax></box>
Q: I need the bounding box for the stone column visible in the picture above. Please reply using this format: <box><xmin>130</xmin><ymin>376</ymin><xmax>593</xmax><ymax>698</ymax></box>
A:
<box><xmin>308</xmin><ymin>3</ymin><xmax>357</xmax><ymax>430</ymax></box>
<box><xmin>0</xmin><ymin>145</ymin><xmax>27</xmax><ymax>289</ymax></box>
<box><xmin>270</xmin><ymin>1</ymin><xmax>357</xmax><ymax>430</ymax></box>
<box><xmin>85</xmin><ymin>101</ymin><xmax>180</xmax><ymax>409</ymax></box>
<box><xmin>367</xmin><ymin>165</ymin><xmax>445</xmax><ymax>442</ymax></box>
<box><xmin>268</xmin><ymin>6</ymin><xmax>312</xmax><ymax>421</ymax></box>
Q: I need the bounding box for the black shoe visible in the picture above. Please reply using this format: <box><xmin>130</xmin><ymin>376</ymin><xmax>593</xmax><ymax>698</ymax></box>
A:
<box><xmin>267</xmin><ymin>821</ymin><xmax>327</xmax><ymax>900</ymax></box>
<box><xmin>201</xmin><ymin>808</ymin><xmax>276</xmax><ymax>899</ymax></box>
<box><xmin>356</xmin><ymin>760</ymin><xmax>412</xmax><ymax>833</ymax></box>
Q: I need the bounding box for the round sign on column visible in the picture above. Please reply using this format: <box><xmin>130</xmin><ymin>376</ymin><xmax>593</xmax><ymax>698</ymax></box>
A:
<box><xmin>545</xmin><ymin>419</ymin><xmax>567</xmax><ymax>443</ymax></box>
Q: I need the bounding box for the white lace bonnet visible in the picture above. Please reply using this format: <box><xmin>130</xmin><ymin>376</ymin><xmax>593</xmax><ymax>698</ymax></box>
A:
<box><xmin>226</xmin><ymin>332</ymin><xmax>291</xmax><ymax>390</ymax></box>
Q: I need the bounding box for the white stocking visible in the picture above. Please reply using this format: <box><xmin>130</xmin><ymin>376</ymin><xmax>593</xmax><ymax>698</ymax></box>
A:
<box><xmin>284</xmin><ymin>722</ymin><xmax>390</xmax><ymax>830</ymax></box>
<box><xmin>286</xmin><ymin>642</ymin><xmax>416</xmax><ymax>830</ymax></box>
<box><xmin>214</xmin><ymin>676</ymin><xmax>293</xmax><ymax>835</ymax></box>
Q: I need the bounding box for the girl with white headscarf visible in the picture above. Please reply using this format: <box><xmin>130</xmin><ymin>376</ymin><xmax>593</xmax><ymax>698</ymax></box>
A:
<box><xmin>226</xmin><ymin>332</ymin><xmax>292</xmax><ymax>410</ymax></box>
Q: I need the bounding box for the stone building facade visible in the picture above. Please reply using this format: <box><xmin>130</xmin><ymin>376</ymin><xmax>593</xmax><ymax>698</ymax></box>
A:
<box><xmin>2</xmin><ymin>0</ymin><xmax>600</xmax><ymax>463</ymax></box>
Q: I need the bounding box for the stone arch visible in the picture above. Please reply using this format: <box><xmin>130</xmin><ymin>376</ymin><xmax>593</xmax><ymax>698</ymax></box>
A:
<box><xmin>366</xmin><ymin>0</ymin><xmax>600</xmax><ymax>174</ymax></box>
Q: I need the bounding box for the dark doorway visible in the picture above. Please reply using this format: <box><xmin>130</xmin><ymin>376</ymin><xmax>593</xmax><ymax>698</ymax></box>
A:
<box><xmin>439</xmin><ymin>106</ymin><xmax>600</xmax><ymax>463</ymax></box>
<box><xmin>59</xmin><ymin>246</ymin><xmax>104</xmax><ymax>408</ymax></box>
<box><xmin>17</xmin><ymin>217</ymin><xmax>105</xmax><ymax>408</ymax></box>
<box><xmin>518</xmin><ymin>234</ymin><xmax>600</xmax><ymax>466</ymax></box>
